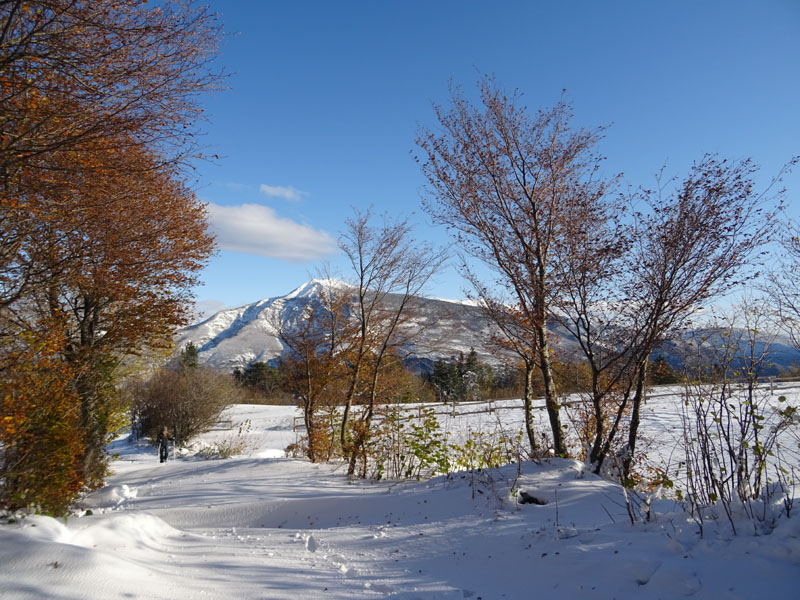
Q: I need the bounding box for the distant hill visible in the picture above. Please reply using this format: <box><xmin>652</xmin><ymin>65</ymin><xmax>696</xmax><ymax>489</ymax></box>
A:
<box><xmin>178</xmin><ymin>280</ymin><xmax>800</xmax><ymax>376</ymax></box>
<box><xmin>653</xmin><ymin>328</ymin><xmax>800</xmax><ymax>377</ymax></box>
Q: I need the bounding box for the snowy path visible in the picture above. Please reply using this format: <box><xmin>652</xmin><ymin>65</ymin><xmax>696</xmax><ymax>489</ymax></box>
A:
<box><xmin>2</xmin><ymin>398</ymin><xmax>800</xmax><ymax>599</ymax></box>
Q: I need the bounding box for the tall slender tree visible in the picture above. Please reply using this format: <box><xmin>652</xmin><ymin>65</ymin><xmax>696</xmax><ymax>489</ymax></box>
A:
<box><xmin>615</xmin><ymin>157</ymin><xmax>782</xmax><ymax>477</ymax></box>
<box><xmin>416</xmin><ymin>77</ymin><xmax>614</xmax><ymax>457</ymax></box>
<box><xmin>338</xmin><ymin>208</ymin><xmax>445</xmax><ymax>476</ymax></box>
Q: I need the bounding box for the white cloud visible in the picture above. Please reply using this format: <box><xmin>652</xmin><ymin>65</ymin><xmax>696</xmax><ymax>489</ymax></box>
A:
<box><xmin>192</xmin><ymin>299</ymin><xmax>228</xmax><ymax>322</ymax></box>
<box><xmin>206</xmin><ymin>202</ymin><xmax>337</xmax><ymax>262</ymax></box>
<box><xmin>259</xmin><ymin>184</ymin><xmax>307</xmax><ymax>202</ymax></box>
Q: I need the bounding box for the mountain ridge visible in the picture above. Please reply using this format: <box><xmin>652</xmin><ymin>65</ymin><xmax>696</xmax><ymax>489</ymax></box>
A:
<box><xmin>178</xmin><ymin>279</ymin><xmax>502</xmax><ymax>371</ymax></box>
<box><xmin>179</xmin><ymin>280</ymin><xmax>800</xmax><ymax>376</ymax></box>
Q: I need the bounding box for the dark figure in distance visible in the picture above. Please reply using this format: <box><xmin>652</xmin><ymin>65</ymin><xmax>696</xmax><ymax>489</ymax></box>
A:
<box><xmin>157</xmin><ymin>427</ymin><xmax>173</xmax><ymax>463</ymax></box>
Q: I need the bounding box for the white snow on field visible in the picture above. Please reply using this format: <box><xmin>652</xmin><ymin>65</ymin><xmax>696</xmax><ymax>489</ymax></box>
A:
<box><xmin>1</xmin><ymin>385</ymin><xmax>799</xmax><ymax>599</ymax></box>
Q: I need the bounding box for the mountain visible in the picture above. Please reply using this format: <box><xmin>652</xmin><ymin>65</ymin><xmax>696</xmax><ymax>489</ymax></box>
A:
<box><xmin>177</xmin><ymin>279</ymin><xmax>506</xmax><ymax>371</ymax></box>
<box><xmin>179</xmin><ymin>280</ymin><xmax>800</xmax><ymax>376</ymax></box>
<box><xmin>653</xmin><ymin>328</ymin><xmax>800</xmax><ymax>377</ymax></box>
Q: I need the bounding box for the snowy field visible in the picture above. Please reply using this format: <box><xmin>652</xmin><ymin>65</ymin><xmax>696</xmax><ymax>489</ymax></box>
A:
<box><xmin>1</xmin><ymin>386</ymin><xmax>799</xmax><ymax>599</ymax></box>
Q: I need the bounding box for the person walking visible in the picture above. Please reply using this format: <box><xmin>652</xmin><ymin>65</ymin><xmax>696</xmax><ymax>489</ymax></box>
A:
<box><xmin>157</xmin><ymin>427</ymin><xmax>173</xmax><ymax>463</ymax></box>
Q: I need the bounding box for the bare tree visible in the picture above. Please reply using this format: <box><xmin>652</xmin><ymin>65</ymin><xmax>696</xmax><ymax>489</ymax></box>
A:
<box><xmin>548</xmin><ymin>188</ymin><xmax>634</xmax><ymax>471</ymax></box>
<box><xmin>338</xmin><ymin>208</ymin><xmax>445</xmax><ymax>476</ymax></box>
<box><xmin>555</xmin><ymin>157</ymin><xmax>783</xmax><ymax>479</ymax></box>
<box><xmin>416</xmin><ymin>76</ymin><xmax>614</xmax><ymax>457</ymax></box>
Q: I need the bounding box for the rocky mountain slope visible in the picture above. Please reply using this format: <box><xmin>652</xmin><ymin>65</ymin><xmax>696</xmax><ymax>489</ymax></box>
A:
<box><xmin>178</xmin><ymin>280</ymin><xmax>800</xmax><ymax>376</ymax></box>
<box><xmin>177</xmin><ymin>280</ymin><xmax>505</xmax><ymax>371</ymax></box>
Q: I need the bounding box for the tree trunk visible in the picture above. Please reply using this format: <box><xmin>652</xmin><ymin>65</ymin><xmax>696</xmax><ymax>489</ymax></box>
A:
<box><xmin>622</xmin><ymin>358</ymin><xmax>648</xmax><ymax>481</ymax></box>
<box><xmin>76</xmin><ymin>370</ymin><xmax>106</xmax><ymax>489</ymax></box>
<box><xmin>588</xmin><ymin>369</ymin><xmax>604</xmax><ymax>465</ymax></box>
<box><xmin>347</xmin><ymin>363</ymin><xmax>381</xmax><ymax>476</ymax></box>
<box><xmin>537</xmin><ymin>325</ymin><xmax>568</xmax><ymax>457</ymax></box>
<box><xmin>302</xmin><ymin>360</ymin><xmax>317</xmax><ymax>462</ymax></box>
<box><xmin>522</xmin><ymin>362</ymin><xmax>539</xmax><ymax>456</ymax></box>
<box><xmin>340</xmin><ymin>329</ymin><xmax>367</xmax><ymax>452</ymax></box>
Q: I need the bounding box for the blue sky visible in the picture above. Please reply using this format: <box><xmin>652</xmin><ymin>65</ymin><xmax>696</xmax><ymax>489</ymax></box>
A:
<box><xmin>192</xmin><ymin>0</ymin><xmax>800</xmax><ymax>316</ymax></box>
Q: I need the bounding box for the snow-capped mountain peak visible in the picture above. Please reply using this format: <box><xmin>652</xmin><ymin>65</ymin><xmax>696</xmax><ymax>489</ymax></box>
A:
<box><xmin>284</xmin><ymin>278</ymin><xmax>352</xmax><ymax>300</ymax></box>
<box><xmin>177</xmin><ymin>280</ymin><xmax>498</xmax><ymax>371</ymax></box>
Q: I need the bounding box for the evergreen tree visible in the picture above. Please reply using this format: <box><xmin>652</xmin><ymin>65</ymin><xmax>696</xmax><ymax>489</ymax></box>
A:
<box><xmin>179</xmin><ymin>343</ymin><xmax>199</xmax><ymax>370</ymax></box>
<box><xmin>429</xmin><ymin>349</ymin><xmax>493</xmax><ymax>403</ymax></box>
<box><xmin>430</xmin><ymin>359</ymin><xmax>456</xmax><ymax>402</ymax></box>
<box><xmin>235</xmin><ymin>362</ymin><xmax>282</xmax><ymax>395</ymax></box>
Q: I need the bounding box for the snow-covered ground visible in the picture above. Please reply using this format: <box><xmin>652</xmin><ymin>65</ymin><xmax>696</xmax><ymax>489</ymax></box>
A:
<box><xmin>2</xmin><ymin>387</ymin><xmax>799</xmax><ymax>599</ymax></box>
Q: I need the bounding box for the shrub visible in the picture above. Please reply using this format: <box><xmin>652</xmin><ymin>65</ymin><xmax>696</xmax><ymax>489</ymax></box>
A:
<box><xmin>367</xmin><ymin>405</ymin><xmax>528</xmax><ymax>481</ymax></box>
<box><xmin>0</xmin><ymin>334</ymin><xmax>85</xmax><ymax>516</ymax></box>
<box><xmin>678</xmin><ymin>310</ymin><xmax>799</xmax><ymax>535</ymax></box>
<box><xmin>370</xmin><ymin>406</ymin><xmax>451</xmax><ymax>480</ymax></box>
<box><xmin>195</xmin><ymin>419</ymin><xmax>253</xmax><ymax>459</ymax></box>
<box><xmin>133</xmin><ymin>367</ymin><xmax>246</xmax><ymax>446</ymax></box>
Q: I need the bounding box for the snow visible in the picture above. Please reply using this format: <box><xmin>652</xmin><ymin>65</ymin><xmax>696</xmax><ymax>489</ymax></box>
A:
<box><xmin>174</xmin><ymin>280</ymin><xmax>512</xmax><ymax>370</ymax></box>
<box><xmin>2</xmin><ymin>387</ymin><xmax>799</xmax><ymax>599</ymax></box>
<box><xmin>284</xmin><ymin>278</ymin><xmax>352</xmax><ymax>300</ymax></box>
<box><xmin>428</xmin><ymin>297</ymin><xmax>482</xmax><ymax>308</ymax></box>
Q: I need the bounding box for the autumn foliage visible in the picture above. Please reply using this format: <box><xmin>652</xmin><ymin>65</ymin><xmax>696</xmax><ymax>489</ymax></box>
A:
<box><xmin>1</xmin><ymin>331</ymin><xmax>84</xmax><ymax>515</ymax></box>
<box><xmin>1</xmin><ymin>1</ymin><xmax>221</xmax><ymax>513</ymax></box>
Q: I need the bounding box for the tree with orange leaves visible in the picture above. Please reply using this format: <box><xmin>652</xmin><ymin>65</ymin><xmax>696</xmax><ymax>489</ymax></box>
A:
<box><xmin>0</xmin><ymin>0</ymin><xmax>221</xmax><ymax>509</ymax></box>
<box><xmin>1</xmin><ymin>0</ymin><xmax>222</xmax><ymax>308</ymax></box>
<box><xmin>8</xmin><ymin>141</ymin><xmax>215</xmax><ymax>486</ymax></box>
<box><xmin>277</xmin><ymin>279</ymin><xmax>351</xmax><ymax>464</ymax></box>
<box><xmin>1</xmin><ymin>329</ymin><xmax>85</xmax><ymax>515</ymax></box>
